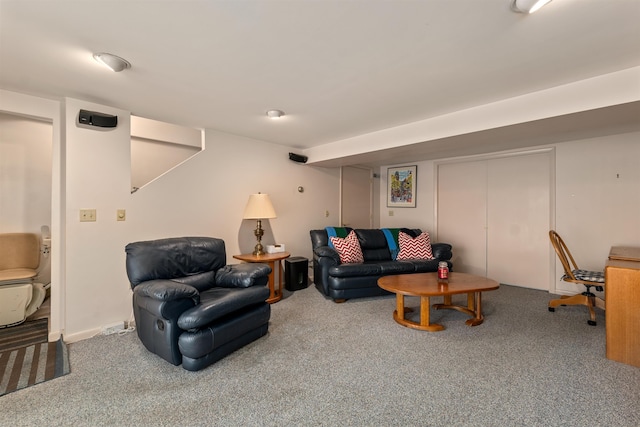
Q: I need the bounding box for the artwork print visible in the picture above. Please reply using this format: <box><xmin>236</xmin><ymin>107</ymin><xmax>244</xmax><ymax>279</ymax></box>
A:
<box><xmin>387</xmin><ymin>165</ymin><xmax>416</xmax><ymax>207</ymax></box>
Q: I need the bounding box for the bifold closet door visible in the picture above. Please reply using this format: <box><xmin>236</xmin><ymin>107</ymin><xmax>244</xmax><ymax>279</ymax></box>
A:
<box><xmin>486</xmin><ymin>153</ymin><xmax>550</xmax><ymax>290</ymax></box>
<box><xmin>437</xmin><ymin>151</ymin><xmax>551</xmax><ymax>290</ymax></box>
<box><xmin>437</xmin><ymin>160</ymin><xmax>488</xmax><ymax>277</ymax></box>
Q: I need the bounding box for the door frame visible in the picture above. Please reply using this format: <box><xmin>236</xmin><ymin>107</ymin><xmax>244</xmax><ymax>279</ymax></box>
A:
<box><xmin>0</xmin><ymin>91</ymin><xmax>65</xmax><ymax>341</ymax></box>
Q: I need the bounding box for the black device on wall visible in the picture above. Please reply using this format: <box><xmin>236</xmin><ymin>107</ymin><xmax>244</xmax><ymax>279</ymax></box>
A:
<box><xmin>285</xmin><ymin>257</ymin><xmax>308</xmax><ymax>291</ymax></box>
<box><xmin>78</xmin><ymin>109</ymin><xmax>118</xmax><ymax>128</ymax></box>
<box><xmin>288</xmin><ymin>152</ymin><xmax>308</xmax><ymax>164</ymax></box>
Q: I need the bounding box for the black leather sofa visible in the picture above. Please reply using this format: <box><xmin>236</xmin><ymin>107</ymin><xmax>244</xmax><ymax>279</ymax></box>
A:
<box><xmin>310</xmin><ymin>228</ymin><xmax>453</xmax><ymax>302</ymax></box>
<box><xmin>125</xmin><ymin>237</ymin><xmax>271</xmax><ymax>371</ymax></box>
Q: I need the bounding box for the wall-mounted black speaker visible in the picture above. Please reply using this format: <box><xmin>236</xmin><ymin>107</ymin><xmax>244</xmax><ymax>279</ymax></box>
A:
<box><xmin>78</xmin><ymin>109</ymin><xmax>118</xmax><ymax>128</ymax></box>
<box><xmin>289</xmin><ymin>152</ymin><xmax>308</xmax><ymax>163</ymax></box>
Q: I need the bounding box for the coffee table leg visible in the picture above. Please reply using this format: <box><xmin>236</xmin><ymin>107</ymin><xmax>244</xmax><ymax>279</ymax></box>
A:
<box><xmin>420</xmin><ymin>296</ymin><xmax>444</xmax><ymax>331</ymax></box>
<box><xmin>465</xmin><ymin>291</ymin><xmax>484</xmax><ymax>326</ymax></box>
<box><xmin>420</xmin><ymin>296</ymin><xmax>430</xmax><ymax>327</ymax></box>
<box><xmin>396</xmin><ymin>294</ymin><xmax>405</xmax><ymax>320</ymax></box>
<box><xmin>391</xmin><ymin>294</ymin><xmax>444</xmax><ymax>331</ymax></box>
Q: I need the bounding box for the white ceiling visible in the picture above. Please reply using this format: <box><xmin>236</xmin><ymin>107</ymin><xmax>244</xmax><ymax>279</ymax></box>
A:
<box><xmin>1</xmin><ymin>0</ymin><xmax>639</xmax><ymax>165</ymax></box>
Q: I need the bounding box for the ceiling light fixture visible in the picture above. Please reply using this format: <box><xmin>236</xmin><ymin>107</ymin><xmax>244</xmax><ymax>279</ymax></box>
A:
<box><xmin>266</xmin><ymin>109</ymin><xmax>285</xmax><ymax>119</ymax></box>
<box><xmin>511</xmin><ymin>0</ymin><xmax>552</xmax><ymax>13</ymax></box>
<box><xmin>93</xmin><ymin>52</ymin><xmax>131</xmax><ymax>72</ymax></box>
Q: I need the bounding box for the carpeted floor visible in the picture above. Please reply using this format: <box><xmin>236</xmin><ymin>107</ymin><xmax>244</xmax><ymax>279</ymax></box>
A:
<box><xmin>0</xmin><ymin>284</ymin><xmax>638</xmax><ymax>426</ymax></box>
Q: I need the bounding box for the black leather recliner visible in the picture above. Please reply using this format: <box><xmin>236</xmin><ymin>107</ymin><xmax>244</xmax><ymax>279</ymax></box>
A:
<box><xmin>125</xmin><ymin>237</ymin><xmax>271</xmax><ymax>371</ymax></box>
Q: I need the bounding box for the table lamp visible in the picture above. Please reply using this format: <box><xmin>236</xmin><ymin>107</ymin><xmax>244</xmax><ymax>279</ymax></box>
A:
<box><xmin>243</xmin><ymin>193</ymin><xmax>277</xmax><ymax>255</ymax></box>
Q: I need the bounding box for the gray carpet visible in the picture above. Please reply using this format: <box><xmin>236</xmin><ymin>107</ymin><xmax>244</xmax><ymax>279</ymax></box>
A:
<box><xmin>1</xmin><ymin>284</ymin><xmax>638</xmax><ymax>426</ymax></box>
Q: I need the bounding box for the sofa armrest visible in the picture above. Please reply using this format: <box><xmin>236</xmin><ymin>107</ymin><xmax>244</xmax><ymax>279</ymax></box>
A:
<box><xmin>431</xmin><ymin>243</ymin><xmax>453</xmax><ymax>261</ymax></box>
<box><xmin>314</xmin><ymin>245</ymin><xmax>341</xmax><ymax>264</ymax></box>
<box><xmin>134</xmin><ymin>279</ymin><xmax>200</xmax><ymax>304</ymax></box>
<box><xmin>216</xmin><ymin>263</ymin><xmax>271</xmax><ymax>288</ymax></box>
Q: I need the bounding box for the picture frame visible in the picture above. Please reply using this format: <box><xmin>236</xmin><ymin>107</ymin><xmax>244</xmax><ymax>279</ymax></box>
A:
<box><xmin>387</xmin><ymin>165</ymin><xmax>416</xmax><ymax>208</ymax></box>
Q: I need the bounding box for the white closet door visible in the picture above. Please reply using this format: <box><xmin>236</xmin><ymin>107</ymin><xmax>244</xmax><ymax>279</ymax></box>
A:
<box><xmin>437</xmin><ymin>160</ymin><xmax>488</xmax><ymax>277</ymax></box>
<box><xmin>486</xmin><ymin>153</ymin><xmax>551</xmax><ymax>290</ymax></box>
<box><xmin>437</xmin><ymin>151</ymin><xmax>552</xmax><ymax>290</ymax></box>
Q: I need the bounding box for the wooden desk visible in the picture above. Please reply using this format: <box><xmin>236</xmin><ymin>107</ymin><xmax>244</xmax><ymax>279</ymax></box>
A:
<box><xmin>233</xmin><ymin>252</ymin><xmax>290</xmax><ymax>303</ymax></box>
<box><xmin>605</xmin><ymin>246</ymin><xmax>640</xmax><ymax>368</ymax></box>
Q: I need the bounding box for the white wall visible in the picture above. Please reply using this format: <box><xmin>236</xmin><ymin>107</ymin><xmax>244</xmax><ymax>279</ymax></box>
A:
<box><xmin>1</xmin><ymin>89</ymin><xmax>341</xmax><ymax>342</ymax></box>
<box><xmin>62</xmin><ymin>97</ymin><xmax>341</xmax><ymax>341</ymax></box>
<box><xmin>130</xmin><ymin>115</ymin><xmax>203</xmax><ymax>191</ymax></box>
<box><xmin>0</xmin><ymin>113</ymin><xmax>52</xmax><ymax>234</ymax></box>
<box><xmin>378</xmin><ymin>131</ymin><xmax>640</xmax><ymax>295</ymax></box>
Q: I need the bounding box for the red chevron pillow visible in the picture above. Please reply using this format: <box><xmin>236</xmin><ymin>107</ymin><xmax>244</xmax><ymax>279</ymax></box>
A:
<box><xmin>396</xmin><ymin>231</ymin><xmax>434</xmax><ymax>260</ymax></box>
<box><xmin>330</xmin><ymin>230</ymin><xmax>364</xmax><ymax>264</ymax></box>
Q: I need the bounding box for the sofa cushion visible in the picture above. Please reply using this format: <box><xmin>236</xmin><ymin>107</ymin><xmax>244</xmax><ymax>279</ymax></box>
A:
<box><xmin>330</xmin><ymin>230</ymin><xmax>364</xmax><ymax>264</ymax></box>
<box><xmin>329</xmin><ymin>262</ymin><xmax>381</xmax><ymax>278</ymax></box>
<box><xmin>329</xmin><ymin>260</ymin><xmax>416</xmax><ymax>278</ymax></box>
<box><xmin>397</xmin><ymin>231</ymin><xmax>434</xmax><ymax>260</ymax></box>
<box><xmin>398</xmin><ymin>259</ymin><xmax>442</xmax><ymax>273</ymax></box>
<box><xmin>354</xmin><ymin>229</ymin><xmax>392</xmax><ymax>262</ymax></box>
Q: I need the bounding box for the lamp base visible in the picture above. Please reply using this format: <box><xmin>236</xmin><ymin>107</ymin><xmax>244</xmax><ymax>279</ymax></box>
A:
<box><xmin>253</xmin><ymin>219</ymin><xmax>265</xmax><ymax>256</ymax></box>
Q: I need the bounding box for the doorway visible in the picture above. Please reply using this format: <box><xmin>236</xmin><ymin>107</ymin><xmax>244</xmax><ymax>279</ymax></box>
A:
<box><xmin>340</xmin><ymin>166</ymin><xmax>373</xmax><ymax>228</ymax></box>
<box><xmin>0</xmin><ymin>112</ymin><xmax>53</xmax><ymax>325</ymax></box>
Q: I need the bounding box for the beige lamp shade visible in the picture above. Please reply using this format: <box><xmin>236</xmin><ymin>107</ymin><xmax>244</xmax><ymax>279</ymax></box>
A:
<box><xmin>243</xmin><ymin>193</ymin><xmax>276</xmax><ymax>220</ymax></box>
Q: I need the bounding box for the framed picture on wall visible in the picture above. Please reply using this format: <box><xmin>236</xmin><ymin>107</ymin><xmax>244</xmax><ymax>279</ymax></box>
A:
<box><xmin>387</xmin><ymin>165</ymin><xmax>416</xmax><ymax>207</ymax></box>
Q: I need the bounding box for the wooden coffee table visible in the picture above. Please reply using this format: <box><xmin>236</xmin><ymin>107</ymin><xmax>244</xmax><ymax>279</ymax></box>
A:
<box><xmin>378</xmin><ymin>272</ymin><xmax>499</xmax><ymax>331</ymax></box>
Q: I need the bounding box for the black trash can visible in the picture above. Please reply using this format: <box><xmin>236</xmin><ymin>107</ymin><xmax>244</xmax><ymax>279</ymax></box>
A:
<box><xmin>285</xmin><ymin>257</ymin><xmax>308</xmax><ymax>291</ymax></box>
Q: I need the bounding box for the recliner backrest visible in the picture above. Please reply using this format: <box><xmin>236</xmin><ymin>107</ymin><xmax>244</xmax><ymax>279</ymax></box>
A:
<box><xmin>125</xmin><ymin>237</ymin><xmax>226</xmax><ymax>291</ymax></box>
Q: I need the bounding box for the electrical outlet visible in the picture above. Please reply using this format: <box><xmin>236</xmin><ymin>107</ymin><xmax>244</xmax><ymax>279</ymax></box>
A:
<box><xmin>389</xmin><ymin>210</ymin><xmax>394</xmax><ymax>216</ymax></box>
<box><xmin>80</xmin><ymin>209</ymin><xmax>97</xmax><ymax>222</ymax></box>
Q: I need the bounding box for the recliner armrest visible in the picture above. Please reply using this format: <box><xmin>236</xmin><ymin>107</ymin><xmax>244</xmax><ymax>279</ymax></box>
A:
<box><xmin>216</xmin><ymin>263</ymin><xmax>271</xmax><ymax>288</ymax></box>
<box><xmin>134</xmin><ymin>279</ymin><xmax>200</xmax><ymax>304</ymax></box>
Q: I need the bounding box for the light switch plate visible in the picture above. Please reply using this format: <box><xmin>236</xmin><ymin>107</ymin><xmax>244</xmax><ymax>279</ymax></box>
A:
<box><xmin>80</xmin><ymin>209</ymin><xmax>96</xmax><ymax>222</ymax></box>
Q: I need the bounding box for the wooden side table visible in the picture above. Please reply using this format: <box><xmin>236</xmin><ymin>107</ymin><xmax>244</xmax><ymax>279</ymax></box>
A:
<box><xmin>233</xmin><ymin>252</ymin><xmax>290</xmax><ymax>303</ymax></box>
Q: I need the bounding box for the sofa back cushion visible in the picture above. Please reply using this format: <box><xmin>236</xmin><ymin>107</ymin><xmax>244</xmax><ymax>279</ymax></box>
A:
<box><xmin>354</xmin><ymin>229</ymin><xmax>391</xmax><ymax>262</ymax></box>
<box><xmin>125</xmin><ymin>237</ymin><xmax>226</xmax><ymax>290</ymax></box>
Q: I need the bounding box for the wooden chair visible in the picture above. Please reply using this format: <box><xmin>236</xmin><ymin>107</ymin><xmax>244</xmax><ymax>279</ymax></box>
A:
<box><xmin>548</xmin><ymin>230</ymin><xmax>605</xmax><ymax>326</ymax></box>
